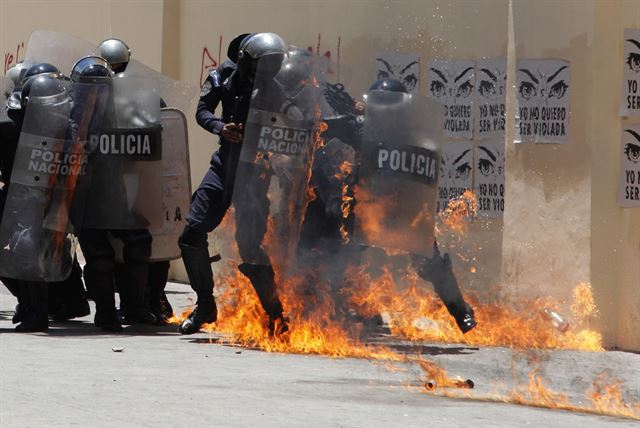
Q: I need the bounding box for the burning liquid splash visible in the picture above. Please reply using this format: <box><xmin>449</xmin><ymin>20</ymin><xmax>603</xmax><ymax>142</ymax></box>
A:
<box><xmin>169</xmin><ymin>190</ymin><xmax>638</xmax><ymax>420</ymax></box>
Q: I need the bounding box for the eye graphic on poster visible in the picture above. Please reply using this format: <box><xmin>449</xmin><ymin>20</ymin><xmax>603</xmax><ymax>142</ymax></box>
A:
<box><xmin>626</xmin><ymin>39</ymin><xmax>640</xmax><ymax>72</ymax></box>
<box><xmin>428</xmin><ymin>60</ymin><xmax>475</xmax><ymax>140</ymax></box>
<box><xmin>429</xmin><ymin>67</ymin><xmax>475</xmax><ymax>101</ymax></box>
<box><xmin>437</xmin><ymin>142</ymin><xmax>473</xmax><ymax>212</ymax></box>
<box><xmin>477</xmin><ymin>145</ymin><xmax>504</xmax><ymax>180</ymax></box>
<box><xmin>623</xmin><ymin>129</ymin><xmax>640</xmax><ymax>163</ymax></box>
<box><xmin>440</xmin><ymin>148</ymin><xmax>472</xmax><ymax>181</ymax></box>
<box><xmin>618</xmin><ymin>125</ymin><xmax>640</xmax><ymax>207</ymax></box>
<box><xmin>373</xmin><ymin>53</ymin><xmax>420</xmax><ymax>94</ymax></box>
<box><xmin>515</xmin><ymin>59</ymin><xmax>570</xmax><ymax>143</ymax></box>
<box><xmin>478</xmin><ymin>68</ymin><xmax>506</xmax><ymax>98</ymax></box>
<box><xmin>517</xmin><ymin>66</ymin><xmax>569</xmax><ymax>102</ymax></box>
<box><xmin>621</xmin><ymin>30</ymin><xmax>640</xmax><ymax>116</ymax></box>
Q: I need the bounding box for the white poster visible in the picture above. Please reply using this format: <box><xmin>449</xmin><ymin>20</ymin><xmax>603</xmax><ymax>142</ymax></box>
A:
<box><xmin>515</xmin><ymin>59</ymin><xmax>571</xmax><ymax>143</ymax></box>
<box><xmin>474</xmin><ymin>139</ymin><xmax>505</xmax><ymax>218</ymax></box>
<box><xmin>373</xmin><ymin>52</ymin><xmax>420</xmax><ymax>94</ymax></box>
<box><xmin>475</xmin><ymin>58</ymin><xmax>506</xmax><ymax>140</ymax></box>
<box><xmin>618</xmin><ymin>125</ymin><xmax>640</xmax><ymax>207</ymax></box>
<box><xmin>428</xmin><ymin>59</ymin><xmax>475</xmax><ymax>140</ymax></box>
<box><xmin>437</xmin><ymin>141</ymin><xmax>474</xmax><ymax>212</ymax></box>
<box><xmin>620</xmin><ymin>29</ymin><xmax>640</xmax><ymax>116</ymax></box>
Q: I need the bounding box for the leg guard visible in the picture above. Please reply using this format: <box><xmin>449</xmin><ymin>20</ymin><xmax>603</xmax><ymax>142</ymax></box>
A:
<box><xmin>418</xmin><ymin>248</ymin><xmax>476</xmax><ymax>334</ymax></box>
<box><xmin>238</xmin><ymin>263</ymin><xmax>287</xmax><ymax>336</ymax></box>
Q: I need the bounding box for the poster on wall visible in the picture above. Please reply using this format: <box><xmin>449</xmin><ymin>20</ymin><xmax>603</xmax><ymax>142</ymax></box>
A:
<box><xmin>474</xmin><ymin>138</ymin><xmax>505</xmax><ymax>218</ymax></box>
<box><xmin>620</xmin><ymin>29</ymin><xmax>640</xmax><ymax>117</ymax></box>
<box><xmin>475</xmin><ymin>58</ymin><xmax>506</xmax><ymax>140</ymax></box>
<box><xmin>427</xmin><ymin>59</ymin><xmax>475</xmax><ymax>140</ymax></box>
<box><xmin>618</xmin><ymin>125</ymin><xmax>640</xmax><ymax>207</ymax></box>
<box><xmin>373</xmin><ymin>52</ymin><xmax>420</xmax><ymax>94</ymax></box>
<box><xmin>515</xmin><ymin>59</ymin><xmax>571</xmax><ymax>143</ymax></box>
<box><xmin>437</xmin><ymin>141</ymin><xmax>474</xmax><ymax>212</ymax></box>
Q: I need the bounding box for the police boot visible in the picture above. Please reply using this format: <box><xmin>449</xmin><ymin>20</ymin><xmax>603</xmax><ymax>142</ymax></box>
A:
<box><xmin>119</xmin><ymin>262</ymin><xmax>157</xmax><ymax>325</ymax></box>
<box><xmin>148</xmin><ymin>261</ymin><xmax>173</xmax><ymax>324</ymax></box>
<box><xmin>15</xmin><ymin>282</ymin><xmax>49</xmax><ymax>333</ymax></box>
<box><xmin>49</xmin><ymin>259</ymin><xmax>90</xmax><ymax>322</ymax></box>
<box><xmin>238</xmin><ymin>263</ymin><xmax>289</xmax><ymax>336</ymax></box>
<box><xmin>85</xmin><ymin>270</ymin><xmax>122</xmax><ymax>332</ymax></box>
<box><xmin>417</xmin><ymin>248</ymin><xmax>477</xmax><ymax>334</ymax></box>
<box><xmin>178</xmin><ymin>244</ymin><xmax>217</xmax><ymax>335</ymax></box>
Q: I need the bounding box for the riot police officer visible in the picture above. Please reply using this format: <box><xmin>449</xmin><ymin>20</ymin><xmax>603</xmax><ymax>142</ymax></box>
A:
<box><xmin>179</xmin><ymin>33</ymin><xmax>289</xmax><ymax>335</ymax></box>
<box><xmin>301</xmin><ymin>78</ymin><xmax>477</xmax><ymax>333</ymax></box>
<box><xmin>71</xmin><ymin>56</ymin><xmax>156</xmax><ymax>331</ymax></box>
<box><xmin>1</xmin><ymin>64</ymin><xmax>90</xmax><ymax>331</ymax></box>
<box><xmin>97</xmin><ymin>38</ymin><xmax>177</xmax><ymax>324</ymax></box>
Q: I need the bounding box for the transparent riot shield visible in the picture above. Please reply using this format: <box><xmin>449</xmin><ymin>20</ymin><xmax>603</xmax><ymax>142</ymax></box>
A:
<box><xmin>0</xmin><ymin>80</ymin><xmax>97</xmax><ymax>281</ymax></box>
<box><xmin>354</xmin><ymin>92</ymin><xmax>444</xmax><ymax>257</ymax></box>
<box><xmin>232</xmin><ymin>51</ymin><xmax>326</xmax><ymax>272</ymax></box>
<box><xmin>80</xmin><ymin>75</ymin><xmax>163</xmax><ymax>230</ymax></box>
<box><xmin>24</xmin><ymin>30</ymin><xmax>96</xmax><ymax>76</ymax></box>
<box><xmin>112</xmin><ymin>108</ymin><xmax>191</xmax><ymax>262</ymax></box>
<box><xmin>24</xmin><ymin>30</ymin><xmax>198</xmax><ymax>112</ymax></box>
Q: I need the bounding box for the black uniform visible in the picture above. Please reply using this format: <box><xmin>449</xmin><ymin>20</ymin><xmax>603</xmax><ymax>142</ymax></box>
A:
<box><xmin>178</xmin><ymin>60</ymin><xmax>285</xmax><ymax>333</ymax></box>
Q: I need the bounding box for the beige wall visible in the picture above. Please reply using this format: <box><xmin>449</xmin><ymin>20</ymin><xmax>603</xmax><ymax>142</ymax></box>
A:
<box><xmin>1</xmin><ymin>0</ymin><xmax>639</xmax><ymax>350</ymax></box>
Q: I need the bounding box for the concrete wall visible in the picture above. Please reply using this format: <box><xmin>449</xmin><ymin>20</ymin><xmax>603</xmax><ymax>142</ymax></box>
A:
<box><xmin>1</xmin><ymin>0</ymin><xmax>638</xmax><ymax>350</ymax></box>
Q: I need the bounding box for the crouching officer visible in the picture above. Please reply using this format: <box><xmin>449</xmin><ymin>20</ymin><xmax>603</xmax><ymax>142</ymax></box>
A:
<box><xmin>179</xmin><ymin>33</ymin><xmax>289</xmax><ymax>335</ymax></box>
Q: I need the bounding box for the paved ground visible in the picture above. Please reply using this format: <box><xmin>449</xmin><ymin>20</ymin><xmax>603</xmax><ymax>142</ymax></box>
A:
<box><xmin>1</xmin><ymin>282</ymin><xmax>639</xmax><ymax>428</ymax></box>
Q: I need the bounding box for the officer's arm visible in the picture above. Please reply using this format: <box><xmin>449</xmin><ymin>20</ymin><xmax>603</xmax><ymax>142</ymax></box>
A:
<box><xmin>195</xmin><ymin>73</ymin><xmax>225</xmax><ymax>135</ymax></box>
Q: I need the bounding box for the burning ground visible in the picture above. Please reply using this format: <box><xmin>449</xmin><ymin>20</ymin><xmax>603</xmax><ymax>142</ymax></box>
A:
<box><xmin>169</xmin><ymin>191</ymin><xmax>640</xmax><ymax>421</ymax></box>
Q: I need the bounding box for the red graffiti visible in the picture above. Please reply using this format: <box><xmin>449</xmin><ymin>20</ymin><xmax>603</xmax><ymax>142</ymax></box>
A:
<box><xmin>200</xmin><ymin>46</ymin><xmax>218</xmax><ymax>86</ymax></box>
<box><xmin>3</xmin><ymin>41</ymin><xmax>25</xmax><ymax>75</ymax></box>
<box><xmin>199</xmin><ymin>36</ymin><xmax>224</xmax><ymax>86</ymax></box>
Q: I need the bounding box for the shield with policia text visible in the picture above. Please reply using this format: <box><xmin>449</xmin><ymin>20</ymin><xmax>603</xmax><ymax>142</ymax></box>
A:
<box><xmin>0</xmin><ymin>78</ymin><xmax>103</xmax><ymax>281</ymax></box>
<box><xmin>232</xmin><ymin>49</ymin><xmax>326</xmax><ymax>272</ymax></box>
<box><xmin>80</xmin><ymin>74</ymin><xmax>163</xmax><ymax>230</ymax></box>
<box><xmin>354</xmin><ymin>91</ymin><xmax>444</xmax><ymax>258</ymax></box>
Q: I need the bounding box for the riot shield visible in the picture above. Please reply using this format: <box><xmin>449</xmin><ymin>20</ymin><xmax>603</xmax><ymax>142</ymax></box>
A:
<box><xmin>232</xmin><ymin>51</ymin><xmax>326</xmax><ymax>271</ymax></box>
<box><xmin>24</xmin><ymin>30</ymin><xmax>199</xmax><ymax>112</ymax></box>
<box><xmin>24</xmin><ymin>30</ymin><xmax>95</xmax><ymax>76</ymax></box>
<box><xmin>112</xmin><ymin>108</ymin><xmax>191</xmax><ymax>261</ymax></box>
<box><xmin>80</xmin><ymin>75</ymin><xmax>163</xmax><ymax>230</ymax></box>
<box><xmin>354</xmin><ymin>92</ymin><xmax>444</xmax><ymax>257</ymax></box>
<box><xmin>0</xmin><ymin>79</ymin><xmax>98</xmax><ymax>281</ymax></box>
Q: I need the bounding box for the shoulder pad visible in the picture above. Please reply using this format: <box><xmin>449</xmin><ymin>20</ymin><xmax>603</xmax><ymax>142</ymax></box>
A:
<box><xmin>208</xmin><ymin>69</ymin><xmax>223</xmax><ymax>88</ymax></box>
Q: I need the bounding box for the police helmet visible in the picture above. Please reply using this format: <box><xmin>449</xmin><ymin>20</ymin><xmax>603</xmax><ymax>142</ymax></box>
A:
<box><xmin>368</xmin><ymin>78</ymin><xmax>408</xmax><ymax>94</ymax></box>
<box><xmin>20</xmin><ymin>73</ymin><xmax>69</xmax><ymax>110</ymax></box>
<box><xmin>365</xmin><ymin>78</ymin><xmax>410</xmax><ymax>106</ymax></box>
<box><xmin>98</xmin><ymin>38</ymin><xmax>131</xmax><ymax>73</ymax></box>
<box><xmin>22</xmin><ymin>63</ymin><xmax>61</xmax><ymax>84</ymax></box>
<box><xmin>238</xmin><ymin>33</ymin><xmax>286</xmax><ymax>80</ymax></box>
<box><xmin>276</xmin><ymin>48</ymin><xmax>313</xmax><ymax>93</ymax></box>
<box><xmin>70</xmin><ymin>56</ymin><xmax>113</xmax><ymax>83</ymax></box>
<box><xmin>227</xmin><ymin>33</ymin><xmax>253</xmax><ymax>63</ymax></box>
<box><xmin>239</xmin><ymin>32</ymin><xmax>287</xmax><ymax>61</ymax></box>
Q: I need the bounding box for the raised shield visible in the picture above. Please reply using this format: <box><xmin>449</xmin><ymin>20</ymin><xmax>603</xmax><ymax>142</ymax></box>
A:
<box><xmin>0</xmin><ymin>79</ymin><xmax>99</xmax><ymax>281</ymax></box>
<box><xmin>354</xmin><ymin>92</ymin><xmax>444</xmax><ymax>257</ymax></box>
<box><xmin>80</xmin><ymin>74</ymin><xmax>163</xmax><ymax>230</ymax></box>
<box><xmin>232</xmin><ymin>51</ymin><xmax>326</xmax><ymax>272</ymax></box>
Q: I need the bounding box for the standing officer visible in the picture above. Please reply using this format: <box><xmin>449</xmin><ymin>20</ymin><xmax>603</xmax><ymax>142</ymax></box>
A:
<box><xmin>179</xmin><ymin>33</ymin><xmax>289</xmax><ymax>335</ymax></box>
<box><xmin>98</xmin><ymin>38</ymin><xmax>172</xmax><ymax>323</ymax></box>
